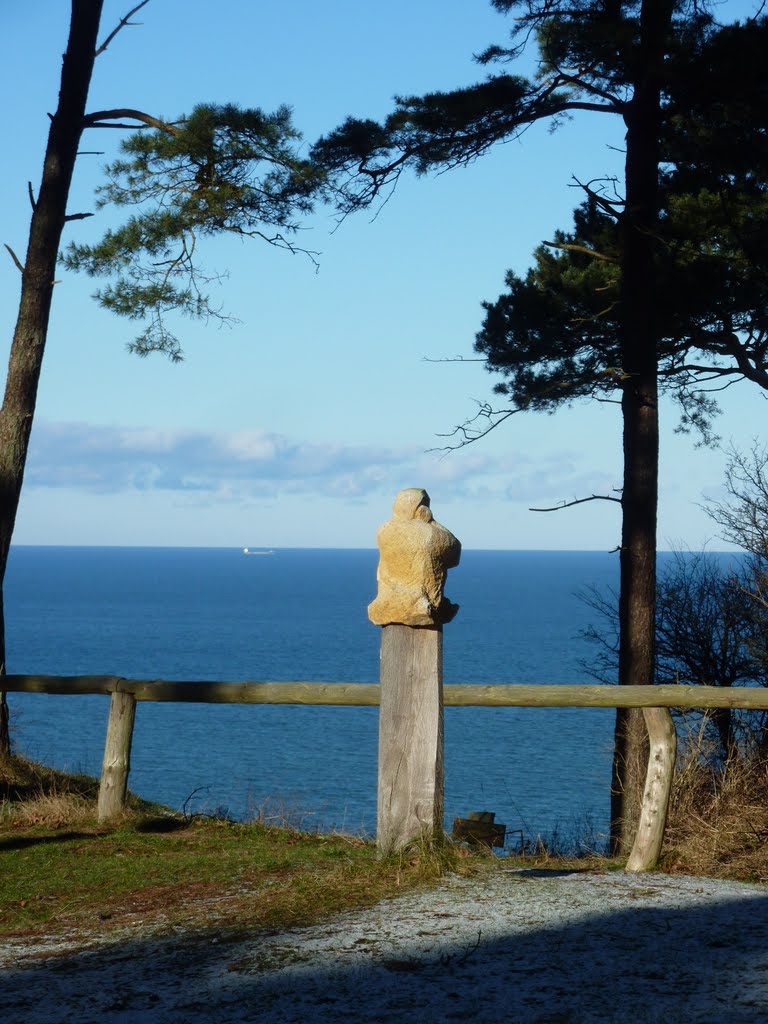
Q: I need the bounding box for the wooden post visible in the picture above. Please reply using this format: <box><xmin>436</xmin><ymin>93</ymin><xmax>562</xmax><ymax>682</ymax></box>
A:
<box><xmin>377</xmin><ymin>624</ymin><xmax>444</xmax><ymax>853</ymax></box>
<box><xmin>369</xmin><ymin>489</ymin><xmax>461</xmax><ymax>855</ymax></box>
<box><xmin>97</xmin><ymin>690</ymin><xmax>137</xmax><ymax>821</ymax></box>
<box><xmin>625</xmin><ymin>706</ymin><xmax>676</xmax><ymax>871</ymax></box>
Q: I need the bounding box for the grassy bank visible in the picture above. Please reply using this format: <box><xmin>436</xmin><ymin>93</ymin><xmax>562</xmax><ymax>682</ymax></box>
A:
<box><xmin>0</xmin><ymin>756</ymin><xmax>489</xmax><ymax>941</ymax></box>
<box><xmin>3</xmin><ymin>748</ymin><xmax>767</xmax><ymax>946</ymax></box>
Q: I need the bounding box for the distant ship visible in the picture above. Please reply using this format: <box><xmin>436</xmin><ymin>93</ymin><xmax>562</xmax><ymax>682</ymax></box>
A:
<box><xmin>243</xmin><ymin>548</ymin><xmax>274</xmax><ymax>555</ymax></box>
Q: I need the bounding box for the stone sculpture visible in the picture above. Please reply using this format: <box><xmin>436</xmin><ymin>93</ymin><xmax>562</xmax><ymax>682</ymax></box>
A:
<box><xmin>368</xmin><ymin>488</ymin><xmax>461</xmax><ymax>627</ymax></box>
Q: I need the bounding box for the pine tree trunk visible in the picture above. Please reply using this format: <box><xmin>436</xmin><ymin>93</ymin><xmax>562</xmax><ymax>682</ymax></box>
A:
<box><xmin>613</xmin><ymin>368</ymin><xmax>657</xmax><ymax>853</ymax></box>
<box><xmin>611</xmin><ymin>0</ymin><xmax>672</xmax><ymax>855</ymax></box>
<box><xmin>0</xmin><ymin>0</ymin><xmax>104</xmax><ymax>758</ymax></box>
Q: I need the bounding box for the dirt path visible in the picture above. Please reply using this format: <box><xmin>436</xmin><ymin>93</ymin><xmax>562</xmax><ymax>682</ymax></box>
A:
<box><xmin>2</xmin><ymin>869</ymin><xmax>767</xmax><ymax>1023</ymax></box>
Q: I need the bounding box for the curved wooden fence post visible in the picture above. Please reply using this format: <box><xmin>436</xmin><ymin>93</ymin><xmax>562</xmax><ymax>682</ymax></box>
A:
<box><xmin>369</xmin><ymin>489</ymin><xmax>461</xmax><ymax>854</ymax></box>
<box><xmin>626</xmin><ymin>706</ymin><xmax>676</xmax><ymax>872</ymax></box>
<box><xmin>97</xmin><ymin>690</ymin><xmax>137</xmax><ymax>821</ymax></box>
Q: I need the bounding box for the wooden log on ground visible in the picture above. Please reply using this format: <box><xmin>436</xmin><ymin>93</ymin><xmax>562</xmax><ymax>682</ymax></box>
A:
<box><xmin>377</xmin><ymin>624</ymin><xmax>445</xmax><ymax>855</ymax></box>
<box><xmin>97</xmin><ymin>690</ymin><xmax>137</xmax><ymax>821</ymax></box>
<box><xmin>625</xmin><ymin>707</ymin><xmax>677</xmax><ymax>872</ymax></box>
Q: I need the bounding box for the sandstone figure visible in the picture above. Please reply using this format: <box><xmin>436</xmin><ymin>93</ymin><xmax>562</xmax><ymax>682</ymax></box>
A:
<box><xmin>368</xmin><ymin>488</ymin><xmax>461</xmax><ymax>627</ymax></box>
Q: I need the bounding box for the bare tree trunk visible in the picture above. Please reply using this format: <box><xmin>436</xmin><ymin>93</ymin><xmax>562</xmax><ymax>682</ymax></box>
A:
<box><xmin>712</xmin><ymin>704</ymin><xmax>737</xmax><ymax>764</ymax></box>
<box><xmin>0</xmin><ymin>698</ymin><xmax>9</xmax><ymax>761</ymax></box>
<box><xmin>625</xmin><ymin>706</ymin><xmax>676</xmax><ymax>871</ymax></box>
<box><xmin>611</xmin><ymin>0</ymin><xmax>671</xmax><ymax>855</ymax></box>
<box><xmin>0</xmin><ymin>0</ymin><xmax>104</xmax><ymax>751</ymax></box>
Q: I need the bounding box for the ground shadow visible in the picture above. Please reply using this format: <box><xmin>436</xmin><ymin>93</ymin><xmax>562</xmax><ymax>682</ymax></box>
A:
<box><xmin>132</xmin><ymin>816</ymin><xmax>188</xmax><ymax>834</ymax></box>
<box><xmin>1</xmin><ymin>881</ymin><xmax>767</xmax><ymax>1023</ymax></box>
<box><xmin>513</xmin><ymin>867</ymin><xmax>594</xmax><ymax>878</ymax></box>
<box><xmin>0</xmin><ymin>831</ymin><xmax>97</xmax><ymax>852</ymax></box>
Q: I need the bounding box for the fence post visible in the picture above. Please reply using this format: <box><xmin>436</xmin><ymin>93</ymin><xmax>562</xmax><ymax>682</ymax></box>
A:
<box><xmin>369</xmin><ymin>489</ymin><xmax>461</xmax><ymax>854</ymax></box>
<box><xmin>625</xmin><ymin>706</ymin><xmax>676</xmax><ymax>871</ymax></box>
<box><xmin>97</xmin><ymin>690</ymin><xmax>137</xmax><ymax>821</ymax></box>
<box><xmin>378</xmin><ymin>624</ymin><xmax>445</xmax><ymax>854</ymax></box>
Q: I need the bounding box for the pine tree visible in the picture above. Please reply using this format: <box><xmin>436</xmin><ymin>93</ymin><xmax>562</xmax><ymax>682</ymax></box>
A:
<box><xmin>313</xmin><ymin>1</ymin><xmax>767</xmax><ymax>851</ymax></box>
<box><xmin>0</xmin><ymin>2</ymin><xmax>322</xmax><ymax>758</ymax></box>
<box><xmin>64</xmin><ymin>103</ymin><xmax>322</xmax><ymax>361</ymax></box>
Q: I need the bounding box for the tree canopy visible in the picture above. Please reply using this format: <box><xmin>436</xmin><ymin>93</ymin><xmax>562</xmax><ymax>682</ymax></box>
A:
<box><xmin>312</xmin><ymin>0</ymin><xmax>768</xmax><ymax>852</ymax></box>
<box><xmin>64</xmin><ymin>102</ymin><xmax>323</xmax><ymax>361</ymax></box>
<box><xmin>475</xmin><ymin>159</ymin><xmax>768</xmax><ymax>444</ymax></box>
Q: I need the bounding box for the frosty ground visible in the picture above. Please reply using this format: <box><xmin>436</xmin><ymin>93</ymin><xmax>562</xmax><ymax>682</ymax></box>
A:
<box><xmin>2</xmin><ymin>869</ymin><xmax>767</xmax><ymax>1023</ymax></box>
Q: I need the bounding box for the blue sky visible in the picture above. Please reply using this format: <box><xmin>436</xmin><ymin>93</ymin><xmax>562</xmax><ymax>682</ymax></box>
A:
<box><xmin>1</xmin><ymin>0</ymin><xmax>764</xmax><ymax>549</ymax></box>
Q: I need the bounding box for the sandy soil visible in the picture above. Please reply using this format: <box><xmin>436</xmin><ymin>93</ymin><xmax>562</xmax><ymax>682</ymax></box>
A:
<box><xmin>2</xmin><ymin>869</ymin><xmax>768</xmax><ymax>1023</ymax></box>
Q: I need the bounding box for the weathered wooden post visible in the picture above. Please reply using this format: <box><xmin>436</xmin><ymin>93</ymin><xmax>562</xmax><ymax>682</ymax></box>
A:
<box><xmin>625</xmin><ymin>706</ymin><xmax>676</xmax><ymax>872</ymax></box>
<box><xmin>97</xmin><ymin>689</ymin><xmax>137</xmax><ymax>821</ymax></box>
<box><xmin>369</xmin><ymin>488</ymin><xmax>461</xmax><ymax>854</ymax></box>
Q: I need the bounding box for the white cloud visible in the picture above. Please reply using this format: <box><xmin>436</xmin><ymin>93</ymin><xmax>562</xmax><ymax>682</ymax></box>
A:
<box><xmin>219</xmin><ymin>430</ymin><xmax>281</xmax><ymax>461</ymax></box>
<box><xmin>24</xmin><ymin>420</ymin><xmax>611</xmax><ymax>512</ymax></box>
<box><xmin>26</xmin><ymin>421</ymin><xmax>421</xmax><ymax>500</ymax></box>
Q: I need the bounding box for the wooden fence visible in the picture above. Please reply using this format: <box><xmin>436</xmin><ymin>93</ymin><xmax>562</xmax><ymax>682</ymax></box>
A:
<box><xmin>7</xmin><ymin>673</ymin><xmax>768</xmax><ymax>872</ymax></box>
<box><xmin>9</xmin><ymin>675</ymin><xmax>768</xmax><ymax>707</ymax></box>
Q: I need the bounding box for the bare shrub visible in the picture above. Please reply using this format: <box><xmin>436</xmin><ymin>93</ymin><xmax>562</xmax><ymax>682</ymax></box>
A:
<box><xmin>663</xmin><ymin>724</ymin><xmax>768</xmax><ymax>879</ymax></box>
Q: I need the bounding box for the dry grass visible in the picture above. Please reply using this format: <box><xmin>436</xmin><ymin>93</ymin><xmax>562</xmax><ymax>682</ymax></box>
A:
<box><xmin>0</xmin><ymin>755</ymin><xmax>102</xmax><ymax>829</ymax></box>
<box><xmin>662</xmin><ymin>732</ymin><xmax>768</xmax><ymax>881</ymax></box>
<box><xmin>3</xmin><ymin>791</ymin><xmax>95</xmax><ymax>828</ymax></box>
<box><xmin>0</xmin><ymin>754</ymin><xmax>99</xmax><ymax>804</ymax></box>
<box><xmin>0</xmin><ymin>753</ymin><xmax>168</xmax><ymax>830</ymax></box>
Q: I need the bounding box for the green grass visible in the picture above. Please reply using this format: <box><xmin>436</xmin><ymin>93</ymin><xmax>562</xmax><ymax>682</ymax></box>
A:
<box><xmin>13</xmin><ymin>747</ymin><xmax>764</xmax><ymax>948</ymax></box>
<box><xmin>0</xmin><ymin>755</ymin><xmax>489</xmax><ymax>940</ymax></box>
<box><xmin>1</xmin><ymin>816</ymin><xmax>403</xmax><ymax>933</ymax></box>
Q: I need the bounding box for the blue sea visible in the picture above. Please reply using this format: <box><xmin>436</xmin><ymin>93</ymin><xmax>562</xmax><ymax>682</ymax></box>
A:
<box><xmin>5</xmin><ymin>546</ymin><xmax>626</xmax><ymax>849</ymax></box>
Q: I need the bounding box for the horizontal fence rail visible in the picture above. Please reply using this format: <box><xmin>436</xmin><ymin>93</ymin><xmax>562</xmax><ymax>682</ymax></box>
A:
<box><xmin>7</xmin><ymin>674</ymin><xmax>765</xmax><ymax>866</ymax></box>
<box><xmin>6</xmin><ymin>675</ymin><xmax>768</xmax><ymax>709</ymax></box>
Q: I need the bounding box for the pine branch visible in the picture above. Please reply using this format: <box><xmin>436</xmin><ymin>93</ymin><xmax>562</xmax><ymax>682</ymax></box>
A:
<box><xmin>428</xmin><ymin>401</ymin><xmax>520</xmax><ymax>452</ymax></box>
<box><xmin>95</xmin><ymin>0</ymin><xmax>151</xmax><ymax>57</ymax></box>
<box><xmin>551</xmin><ymin>70</ymin><xmax>627</xmax><ymax>111</ymax></box>
<box><xmin>571</xmin><ymin>175</ymin><xmax>625</xmax><ymax>216</ymax></box>
<box><xmin>83</xmin><ymin>109</ymin><xmax>180</xmax><ymax>134</ymax></box>
<box><xmin>3</xmin><ymin>244</ymin><xmax>24</xmax><ymax>274</ymax></box>
<box><xmin>542</xmin><ymin>240</ymin><xmax>618</xmax><ymax>263</ymax></box>
<box><xmin>530</xmin><ymin>493</ymin><xmax>622</xmax><ymax>513</ymax></box>
<box><xmin>422</xmin><ymin>355</ymin><xmax>486</xmax><ymax>363</ymax></box>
